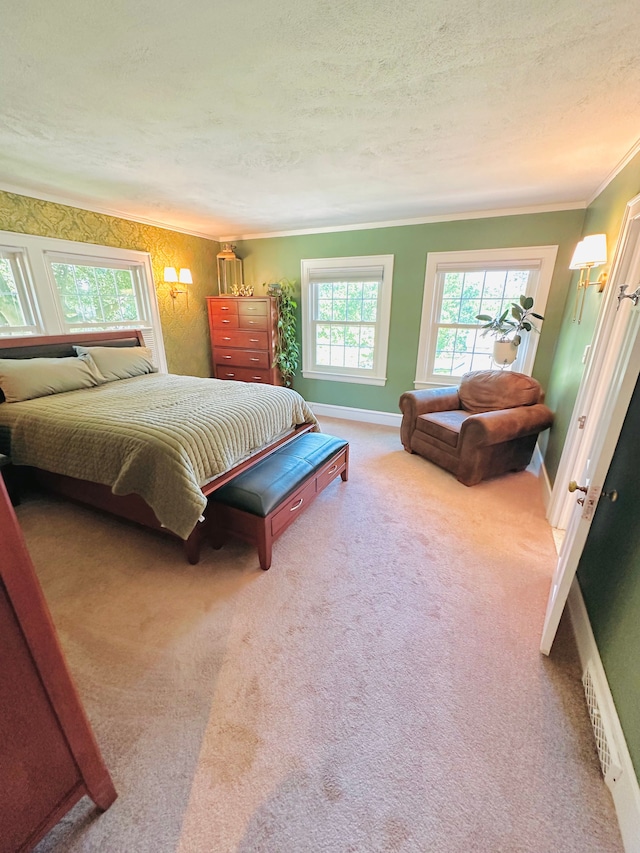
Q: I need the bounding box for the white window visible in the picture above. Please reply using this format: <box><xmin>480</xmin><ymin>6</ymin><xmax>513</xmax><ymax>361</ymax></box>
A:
<box><xmin>301</xmin><ymin>255</ymin><xmax>394</xmax><ymax>385</ymax></box>
<box><xmin>0</xmin><ymin>231</ymin><xmax>167</xmax><ymax>370</ymax></box>
<box><xmin>414</xmin><ymin>246</ymin><xmax>558</xmax><ymax>388</ymax></box>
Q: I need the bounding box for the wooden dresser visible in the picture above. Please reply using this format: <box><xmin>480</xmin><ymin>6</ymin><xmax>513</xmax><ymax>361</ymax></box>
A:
<box><xmin>0</xmin><ymin>479</ymin><xmax>116</xmax><ymax>852</ymax></box>
<box><xmin>207</xmin><ymin>296</ymin><xmax>282</xmax><ymax>385</ymax></box>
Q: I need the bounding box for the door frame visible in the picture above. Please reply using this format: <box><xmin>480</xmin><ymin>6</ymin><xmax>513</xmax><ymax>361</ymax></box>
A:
<box><xmin>547</xmin><ymin>193</ymin><xmax>640</xmax><ymax>530</ymax></box>
<box><xmin>541</xmin><ymin>195</ymin><xmax>640</xmax><ymax>654</ymax></box>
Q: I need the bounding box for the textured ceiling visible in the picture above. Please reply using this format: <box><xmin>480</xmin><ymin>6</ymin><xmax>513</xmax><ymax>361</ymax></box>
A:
<box><xmin>2</xmin><ymin>0</ymin><xmax>640</xmax><ymax>238</ymax></box>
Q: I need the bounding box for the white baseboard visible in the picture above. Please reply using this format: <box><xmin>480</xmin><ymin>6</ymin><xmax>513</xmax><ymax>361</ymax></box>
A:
<box><xmin>568</xmin><ymin>579</ymin><xmax>640</xmax><ymax>853</ymax></box>
<box><xmin>309</xmin><ymin>402</ymin><xmax>402</xmax><ymax>428</ymax></box>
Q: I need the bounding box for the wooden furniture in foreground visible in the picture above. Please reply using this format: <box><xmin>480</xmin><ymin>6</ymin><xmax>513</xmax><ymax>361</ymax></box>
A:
<box><xmin>0</xmin><ymin>331</ymin><xmax>315</xmax><ymax>564</ymax></box>
<box><xmin>210</xmin><ymin>434</ymin><xmax>349</xmax><ymax>570</ymax></box>
<box><xmin>0</xmin><ymin>478</ymin><xmax>116</xmax><ymax>853</ymax></box>
<box><xmin>0</xmin><ymin>451</ymin><xmax>19</xmax><ymax>505</ymax></box>
<box><xmin>207</xmin><ymin>295</ymin><xmax>282</xmax><ymax>385</ymax></box>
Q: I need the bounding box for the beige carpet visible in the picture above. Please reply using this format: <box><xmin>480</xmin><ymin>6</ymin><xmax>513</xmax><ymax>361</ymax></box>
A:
<box><xmin>22</xmin><ymin>417</ymin><xmax>621</xmax><ymax>853</ymax></box>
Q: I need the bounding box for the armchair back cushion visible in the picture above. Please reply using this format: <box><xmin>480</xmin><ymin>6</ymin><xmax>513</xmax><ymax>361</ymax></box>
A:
<box><xmin>458</xmin><ymin>370</ymin><xmax>542</xmax><ymax>413</ymax></box>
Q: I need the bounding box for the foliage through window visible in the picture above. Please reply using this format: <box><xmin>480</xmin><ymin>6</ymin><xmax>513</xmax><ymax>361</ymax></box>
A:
<box><xmin>0</xmin><ymin>249</ymin><xmax>38</xmax><ymax>334</ymax></box>
<box><xmin>48</xmin><ymin>258</ymin><xmax>144</xmax><ymax>329</ymax></box>
<box><xmin>301</xmin><ymin>256</ymin><xmax>394</xmax><ymax>386</ymax></box>
<box><xmin>434</xmin><ymin>268</ymin><xmax>531</xmax><ymax>376</ymax></box>
<box><xmin>415</xmin><ymin>247</ymin><xmax>558</xmax><ymax>387</ymax></box>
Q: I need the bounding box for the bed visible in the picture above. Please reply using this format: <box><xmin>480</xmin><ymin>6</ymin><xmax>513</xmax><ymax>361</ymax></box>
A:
<box><xmin>0</xmin><ymin>331</ymin><xmax>318</xmax><ymax>563</ymax></box>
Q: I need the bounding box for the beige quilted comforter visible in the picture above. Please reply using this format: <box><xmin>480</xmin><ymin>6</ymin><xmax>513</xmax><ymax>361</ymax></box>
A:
<box><xmin>0</xmin><ymin>374</ymin><xmax>318</xmax><ymax>538</ymax></box>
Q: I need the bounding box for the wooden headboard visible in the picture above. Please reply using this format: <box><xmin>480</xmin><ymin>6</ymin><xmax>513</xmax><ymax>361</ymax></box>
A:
<box><xmin>0</xmin><ymin>330</ymin><xmax>145</xmax><ymax>360</ymax></box>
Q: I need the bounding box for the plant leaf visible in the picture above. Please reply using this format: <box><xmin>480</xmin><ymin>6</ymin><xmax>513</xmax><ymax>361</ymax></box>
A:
<box><xmin>521</xmin><ymin>295</ymin><xmax>534</xmax><ymax>310</ymax></box>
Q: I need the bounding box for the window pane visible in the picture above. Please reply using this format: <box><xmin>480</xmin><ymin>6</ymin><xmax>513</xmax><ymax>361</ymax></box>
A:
<box><xmin>439</xmin><ymin>299</ymin><xmax>461</xmax><ymax>324</ymax></box>
<box><xmin>0</xmin><ymin>256</ymin><xmax>29</xmax><ymax>327</ymax></box>
<box><xmin>461</xmin><ymin>272</ymin><xmax>484</xmax><ymax>300</ymax></box>
<box><xmin>443</xmin><ymin>272</ymin><xmax>463</xmax><ymax>299</ymax></box>
<box><xmin>50</xmin><ymin>262</ymin><xmax>143</xmax><ymax>326</ymax></box>
<box><xmin>483</xmin><ymin>271</ymin><xmax>507</xmax><ymax>298</ymax></box>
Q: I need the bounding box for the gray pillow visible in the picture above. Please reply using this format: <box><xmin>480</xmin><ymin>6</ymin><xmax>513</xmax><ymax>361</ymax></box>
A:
<box><xmin>73</xmin><ymin>345</ymin><xmax>158</xmax><ymax>383</ymax></box>
<box><xmin>0</xmin><ymin>354</ymin><xmax>102</xmax><ymax>403</ymax></box>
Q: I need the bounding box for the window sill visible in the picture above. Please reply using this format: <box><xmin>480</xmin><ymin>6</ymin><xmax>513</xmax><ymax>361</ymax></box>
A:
<box><xmin>302</xmin><ymin>370</ymin><xmax>387</xmax><ymax>386</ymax></box>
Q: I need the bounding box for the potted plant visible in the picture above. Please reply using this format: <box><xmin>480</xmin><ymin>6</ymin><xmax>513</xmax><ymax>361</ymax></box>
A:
<box><xmin>476</xmin><ymin>295</ymin><xmax>544</xmax><ymax>366</ymax></box>
<box><xmin>266</xmin><ymin>278</ymin><xmax>300</xmax><ymax>387</ymax></box>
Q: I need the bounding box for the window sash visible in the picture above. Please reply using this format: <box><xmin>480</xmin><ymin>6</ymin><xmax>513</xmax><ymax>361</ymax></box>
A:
<box><xmin>415</xmin><ymin>246</ymin><xmax>558</xmax><ymax>388</ymax></box>
<box><xmin>301</xmin><ymin>255</ymin><xmax>393</xmax><ymax>385</ymax></box>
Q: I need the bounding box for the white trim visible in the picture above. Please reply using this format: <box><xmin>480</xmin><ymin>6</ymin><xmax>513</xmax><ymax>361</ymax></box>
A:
<box><xmin>0</xmin><ymin>184</ymin><xmax>219</xmax><ymax>242</ymax></box>
<box><xmin>300</xmin><ymin>254</ymin><xmax>394</xmax><ymax>387</ymax></box>
<box><xmin>414</xmin><ymin>245</ymin><xmax>558</xmax><ymax>386</ymax></box>
<box><xmin>220</xmin><ymin>201</ymin><xmax>586</xmax><ymax>242</ymax></box>
<box><xmin>310</xmin><ymin>401</ymin><xmax>402</xmax><ymax>427</ymax></box>
<box><xmin>538</xmin><ymin>453</ymin><xmax>553</xmax><ymax>511</ymax></box>
<box><xmin>586</xmin><ymin>137</ymin><xmax>640</xmax><ymax>208</ymax></box>
<box><xmin>302</xmin><ymin>370</ymin><xmax>386</xmax><ymax>386</ymax></box>
<box><xmin>567</xmin><ymin>580</ymin><xmax>640</xmax><ymax>853</ymax></box>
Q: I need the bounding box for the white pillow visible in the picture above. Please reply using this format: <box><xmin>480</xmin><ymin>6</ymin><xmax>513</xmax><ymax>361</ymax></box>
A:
<box><xmin>73</xmin><ymin>345</ymin><xmax>157</xmax><ymax>383</ymax></box>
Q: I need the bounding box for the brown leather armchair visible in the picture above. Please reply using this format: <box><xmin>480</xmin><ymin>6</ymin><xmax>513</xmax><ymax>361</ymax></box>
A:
<box><xmin>399</xmin><ymin>370</ymin><xmax>554</xmax><ymax>486</ymax></box>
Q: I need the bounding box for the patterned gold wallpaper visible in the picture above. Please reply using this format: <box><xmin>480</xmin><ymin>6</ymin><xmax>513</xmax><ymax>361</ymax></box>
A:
<box><xmin>0</xmin><ymin>190</ymin><xmax>219</xmax><ymax>377</ymax></box>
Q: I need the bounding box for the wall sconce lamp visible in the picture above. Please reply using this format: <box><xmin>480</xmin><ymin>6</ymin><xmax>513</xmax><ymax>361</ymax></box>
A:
<box><xmin>164</xmin><ymin>267</ymin><xmax>192</xmax><ymax>309</ymax></box>
<box><xmin>570</xmin><ymin>233</ymin><xmax>607</xmax><ymax>324</ymax></box>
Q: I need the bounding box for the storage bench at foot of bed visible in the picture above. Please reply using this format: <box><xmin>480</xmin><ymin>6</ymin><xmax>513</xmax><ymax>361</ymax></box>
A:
<box><xmin>208</xmin><ymin>433</ymin><xmax>349</xmax><ymax>570</ymax></box>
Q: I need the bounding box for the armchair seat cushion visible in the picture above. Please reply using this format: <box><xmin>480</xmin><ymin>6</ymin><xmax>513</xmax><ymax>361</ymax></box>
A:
<box><xmin>416</xmin><ymin>410</ymin><xmax>471</xmax><ymax>448</ymax></box>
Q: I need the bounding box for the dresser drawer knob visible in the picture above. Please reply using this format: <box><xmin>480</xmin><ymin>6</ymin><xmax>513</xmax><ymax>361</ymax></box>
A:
<box><xmin>250</xmin><ymin>357</ymin><xmax>259</xmax><ymax>362</ymax></box>
<box><xmin>221</xmin><ymin>306</ymin><xmax>229</xmax><ymax>311</ymax></box>
<box><xmin>222</xmin><ymin>319</ymin><xmax>230</xmax><ymax>323</ymax></box>
<box><xmin>249</xmin><ymin>338</ymin><xmax>259</xmax><ymax>343</ymax></box>
<box><xmin>225</xmin><ymin>373</ymin><xmax>235</xmax><ymax>377</ymax></box>
<box><xmin>251</xmin><ymin>376</ymin><xmax>262</xmax><ymax>380</ymax></box>
<box><xmin>223</xmin><ymin>355</ymin><xmax>231</xmax><ymax>359</ymax></box>
<box><xmin>222</xmin><ymin>337</ymin><xmax>231</xmax><ymax>341</ymax></box>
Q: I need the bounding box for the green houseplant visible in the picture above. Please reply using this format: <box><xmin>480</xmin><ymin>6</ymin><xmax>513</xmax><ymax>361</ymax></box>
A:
<box><xmin>266</xmin><ymin>278</ymin><xmax>300</xmax><ymax>387</ymax></box>
<box><xmin>476</xmin><ymin>295</ymin><xmax>544</xmax><ymax>365</ymax></box>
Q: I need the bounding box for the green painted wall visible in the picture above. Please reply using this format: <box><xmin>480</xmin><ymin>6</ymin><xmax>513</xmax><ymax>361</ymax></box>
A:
<box><xmin>544</xmin><ymin>152</ymin><xmax>640</xmax><ymax>482</ymax></box>
<box><xmin>0</xmin><ymin>191</ymin><xmax>219</xmax><ymax>377</ymax></box>
<box><xmin>237</xmin><ymin>210</ymin><xmax>584</xmax><ymax>413</ymax></box>
<box><xmin>577</xmin><ymin>375</ymin><xmax>640</xmax><ymax>780</ymax></box>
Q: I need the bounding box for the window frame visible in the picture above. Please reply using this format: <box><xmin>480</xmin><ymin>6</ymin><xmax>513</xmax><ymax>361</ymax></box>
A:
<box><xmin>414</xmin><ymin>246</ymin><xmax>558</xmax><ymax>388</ymax></box>
<box><xmin>300</xmin><ymin>254</ymin><xmax>394</xmax><ymax>386</ymax></box>
<box><xmin>0</xmin><ymin>230</ymin><xmax>167</xmax><ymax>371</ymax></box>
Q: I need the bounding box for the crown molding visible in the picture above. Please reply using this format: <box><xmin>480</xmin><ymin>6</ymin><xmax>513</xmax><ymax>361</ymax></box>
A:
<box><xmin>0</xmin><ymin>183</ymin><xmax>220</xmax><ymax>242</ymax></box>
<box><xmin>218</xmin><ymin>200</ymin><xmax>586</xmax><ymax>242</ymax></box>
<box><xmin>586</xmin><ymin>136</ymin><xmax>640</xmax><ymax>207</ymax></box>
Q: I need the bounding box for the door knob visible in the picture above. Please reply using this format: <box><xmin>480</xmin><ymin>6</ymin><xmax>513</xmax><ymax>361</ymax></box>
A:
<box><xmin>602</xmin><ymin>488</ymin><xmax>619</xmax><ymax>502</ymax></box>
<box><xmin>568</xmin><ymin>481</ymin><xmax>588</xmax><ymax>494</ymax></box>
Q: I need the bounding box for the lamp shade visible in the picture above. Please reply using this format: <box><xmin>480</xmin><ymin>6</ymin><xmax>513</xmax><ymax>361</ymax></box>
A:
<box><xmin>164</xmin><ymin>266</ymin><xmax>178</xmax><ymax>282</ymax></box>
<box><xmin>178</xmin><ymin>268</ymin><xmax>192</xmax><ymax>284</ymax></box>
<box><xmin>570</xmin><ymin>234</ymin><xmax>607</xmax><ymax>269</ymax></box>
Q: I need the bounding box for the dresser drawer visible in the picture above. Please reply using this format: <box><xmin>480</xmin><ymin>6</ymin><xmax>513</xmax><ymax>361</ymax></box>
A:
<box><xmin>213</xmin><ymin>329</ymin><xmax>268</xmax><ymax>349</ymax></box>
<box><xmin>270</xmin><ymin>477</ymin><xmax>318</xmax><ymax>536</ymax></box>
<box><xmin>215</xmin><ymin>366</ymin><xmax>273</xmax><ymax>383</ymax></box>
<box><xmin>215</xmin><ymin>349</ymin><xmax>270</xmax><ymax>369</ymax></box>
<box><xmin>209</xmin><ymin>299</ymin><xmax>238</xmax><ymax>316</ymax></box>
<box><xmin>237</xmin><ymin>314</ymin><xmax>269</xmax><ymax>331</ymax></box>
<box><xmin>238</xmin><ymin>299</ymin><xmax>268</xmax><ymax>318</ymax></box>
<box><xmin>210</xmin><ymin>314</ymin><xmax>239</xmax><ymax>330</ymax></box>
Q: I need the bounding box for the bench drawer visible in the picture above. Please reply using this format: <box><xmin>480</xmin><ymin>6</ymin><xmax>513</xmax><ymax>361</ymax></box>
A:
<box><xmin>316</xmin><ymin>448</ymin><xmax>348</xmax><ymax>492</ymax></box>
<box><xmin>270</xmin><ymin>477</ymin><xmax>317</xmax><ymax>537</ymax></box>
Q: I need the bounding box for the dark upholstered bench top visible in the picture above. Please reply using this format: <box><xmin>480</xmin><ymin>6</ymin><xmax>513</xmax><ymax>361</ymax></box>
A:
<box><xmin>211</xmin><ymin>433</ymin><xmax>348</xmax><ymax>517</ymax></box>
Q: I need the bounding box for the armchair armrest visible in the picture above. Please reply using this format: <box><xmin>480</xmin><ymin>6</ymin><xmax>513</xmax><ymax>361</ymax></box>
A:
<box><xmin>460</xmin><ymin>404</ymin><xmax>554</xmax><ymax>448</ymax></box>
<box><xmin>399</xmin><ymin>387</ymin><xmax>460</xmax><ymax>450</ymax></box>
